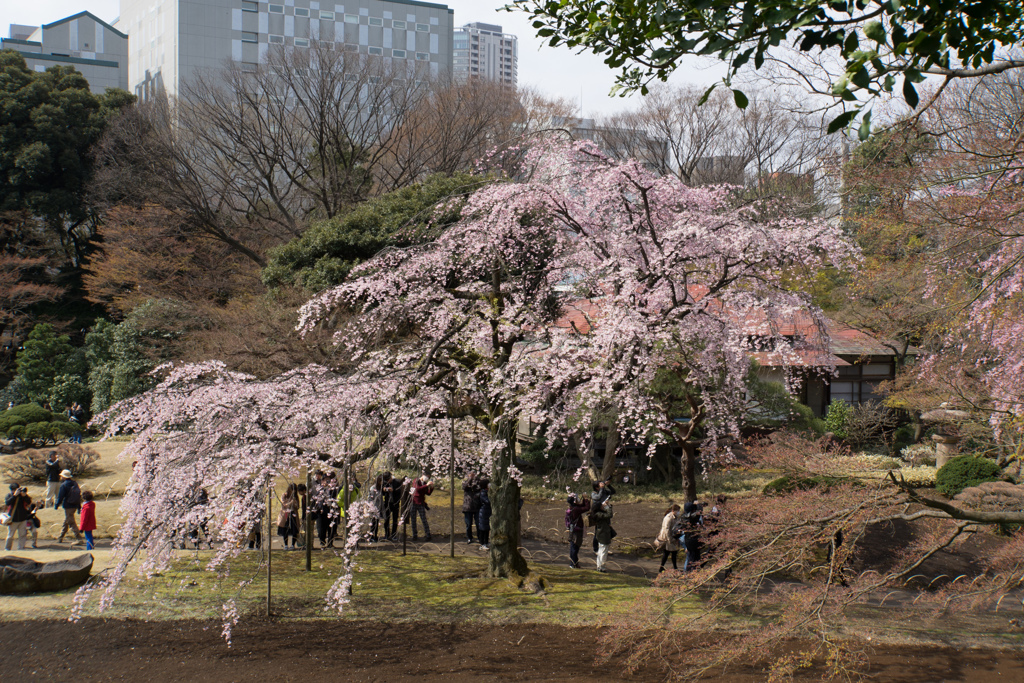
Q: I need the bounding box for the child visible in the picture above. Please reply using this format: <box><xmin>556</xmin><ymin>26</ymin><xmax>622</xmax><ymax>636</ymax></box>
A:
<box><xmin>80</xmin><ymin>490</ymin><xmax>97</xmax><ymax>550</ymax></box>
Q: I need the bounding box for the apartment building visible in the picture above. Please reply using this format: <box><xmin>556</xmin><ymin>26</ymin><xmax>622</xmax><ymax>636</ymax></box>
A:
<box><xmin>118</xmin><ymin>0</ymin><xmax>455</xmax><ymax>100</ymax></box>
<box><xmin>452</xmin><ymin>22</ymin><xmax>516</xmax><ymax>87</ymax></box>
<box><xmin>2</xmin><ymin>13</ymin><xmax>129</xmax><ymax>93</ymax></box>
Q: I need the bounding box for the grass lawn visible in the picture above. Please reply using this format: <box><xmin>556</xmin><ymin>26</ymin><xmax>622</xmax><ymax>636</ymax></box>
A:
<box><xmin>2</xmin><ymin>546</ymin><xmax>682</xmax><ymax>626</ymax></box>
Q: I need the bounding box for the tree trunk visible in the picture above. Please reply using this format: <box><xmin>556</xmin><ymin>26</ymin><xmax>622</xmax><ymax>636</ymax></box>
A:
<box><xmin>573</xmin><ymin>432</ymin><xmax>600</xmax><ymax>481</ymax></box>
<box><xmin>680</xmin><ymin>441</ymin><xmax>697</xmax><ymax>503</ymax></box>
<box><xmin>487</xmin><ymin>432</ymin><xmax>528</xmax><ymax>578</ymax></box>
<box><xmin>600</xmin><ymin>424</ymin><xmax>620</xmax><ymax>483</ymax></box>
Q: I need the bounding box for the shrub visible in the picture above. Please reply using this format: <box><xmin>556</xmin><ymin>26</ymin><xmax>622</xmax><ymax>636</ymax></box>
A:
<box><xmin>935</xmin><ymin>455</ymin><xmax>1002</xmax><ymax>497</ymax></box>
<box><xmin>900</xmin><ymin>443</ymin><xmax>936</xmax><ymax>466</ymax></box>
<box><xmin>843</xmin><ymin>402</ymin><xmax>900</xmax><ymax>449</ymax></box>
<box><xmin>892</xmin><ymin>424</ymin><xmax>917</xmax><ymax>452</ymax></box>
<box><xmin>763</xmin><ymin>474</ymin><xmax>848</xmax><ymax>495</ymax></box>
<box><xmin>0</xmin><ymin>443</ymin><xmax>101</xmax><ymax>483</ymax></box>
<box><xmin>519</xmin><ymin>434</ymin><xmax>566</xmax><ymax>474</ymax></box>
<box><xmin>0</xmin><ymin>402</ymin><xmax>80</xmax><ymax>448</ymax></box>
<box><xmin>824</xmin><ymin>400</ymin><xmax>851</xmax><ymax>438</ymax></box>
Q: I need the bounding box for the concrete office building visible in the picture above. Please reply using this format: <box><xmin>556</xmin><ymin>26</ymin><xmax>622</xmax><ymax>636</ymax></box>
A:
<box><xmin>453</xmin><ymin>22</ymin><xmax>516</xmax><ymax>87</ymax></box>
<box><xmin>118</xmin><ymin>0</ymin><xmax>455</xmax><ymax>101</ymax></box>
<box><xmin>2</xmin><ymin>13</ymin><xmax>129</xmax><ymax>94</ymax></box>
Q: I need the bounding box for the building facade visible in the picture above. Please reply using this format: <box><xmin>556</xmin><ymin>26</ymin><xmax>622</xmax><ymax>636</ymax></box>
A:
<box><xmin>2</xmin><ymin>13</ymin><xmax>129</xmax><ymax>94</ymax></box>
<box><xmin>452</xmin><ymin>22</ymin><xmax>516</xmax><ymax>86</ymax></box>
<box><xmin>118</xmin><ymin>0</ymin><xmax>455</xmax><ymax>100</ymax></box>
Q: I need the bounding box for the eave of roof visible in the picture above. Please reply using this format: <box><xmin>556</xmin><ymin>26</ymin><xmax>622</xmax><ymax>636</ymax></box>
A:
<box><xmin>42</xmin><ymin>11</ymin><xmax>128</xmax><ymax>39</ymax></box>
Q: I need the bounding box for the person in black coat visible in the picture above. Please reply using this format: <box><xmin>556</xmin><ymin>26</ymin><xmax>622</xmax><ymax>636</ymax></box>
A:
<box><xmin>461</xmin><ymin>473</ymin><xmax>485</xmax><ymax>544</ymax></box>
<box><xmin>4</xmin><ymin>484</ymin><xmax>33</xmax><ymax>551</ymax></box>
<box><xmin>44</xmin><ymin>452</ymin><xmax>62</xmax><ymax>507</ymax></box>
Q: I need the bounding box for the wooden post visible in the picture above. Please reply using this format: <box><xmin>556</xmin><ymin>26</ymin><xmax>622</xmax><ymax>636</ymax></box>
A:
<box><xmin>450</xmin><ymin>411</ymin><xmax>455</xmax><ymax>558</ymax></box>
<box><xmin>266</xmin><ymin>481</ymin><xmax>272</xmax><ymax>617</ymax></box>
<box><xmin>305</xmin><ymin>470</ymin><xmax>312</xmax><ymax>572</ymax></box>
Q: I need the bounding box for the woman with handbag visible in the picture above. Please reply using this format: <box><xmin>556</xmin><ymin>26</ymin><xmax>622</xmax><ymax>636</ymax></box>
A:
<box><xmin>655</xmin><ymin>504</ymin><xmax>682</xmax><ymax>572</ymax></box>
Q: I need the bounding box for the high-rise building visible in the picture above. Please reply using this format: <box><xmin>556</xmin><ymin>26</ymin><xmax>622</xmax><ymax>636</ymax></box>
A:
<box><xmin>2</xmin><ymin>13</ymin><xmax>129</xmax><ymax>94</ymax></box>
<box><xmin>118</xmin><ymin>0</ymin><xmax>455</xmax><ymax>101</ymax></box>
<box><xmin>452</xmin><ymin>22</ymin><xmax>516</xmax><ymax>87</ymax></box>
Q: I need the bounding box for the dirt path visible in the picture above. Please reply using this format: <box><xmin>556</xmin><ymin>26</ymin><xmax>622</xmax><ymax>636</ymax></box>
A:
<box><xmin>1</xmin><ymin>618</ymin><xmax>1022</xmax><ymax>682</ymax></box>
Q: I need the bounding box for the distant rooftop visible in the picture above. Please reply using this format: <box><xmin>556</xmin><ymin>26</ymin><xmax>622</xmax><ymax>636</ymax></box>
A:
<box><xmin>8</xmin><ymin>24</ymin><xmax>38</xmax><ymax>41</ymax></box>
<box><xmin>463</xmin><ymin>22</ymin><xmax>504</xmax><ymax>33</ymax></box>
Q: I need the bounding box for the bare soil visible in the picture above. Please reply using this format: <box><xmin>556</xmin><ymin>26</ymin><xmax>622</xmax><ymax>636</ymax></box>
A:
<box><xmin>2</xmin><ymin>618</ymin><xmax>1023</xmax><ymax>682</ymax></box>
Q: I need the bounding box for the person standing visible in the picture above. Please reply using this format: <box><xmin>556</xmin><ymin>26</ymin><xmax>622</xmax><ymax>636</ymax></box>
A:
<box><xmin>4</xmin><ymin>484</ymin><xmax>33</xmax><ymax>551</ymax></box>
<box><xmin>277</xmin><ymin>483</ymin><xmax>300</xmax><ymax>550</ymax></box>
<box><xmin>682</xmin><ymin>501</ymin><xmax>704</xmax><ymax>571</ymax></box>
<box><xmin>461</xmin><ymin>473</ymin><xmax>482</xmax><ymax>544</ymax></box>
<box><xmin>80</xmin><ymin>491</ymin><xmax>97</xmax><ymax>550</ymax></box>
<box><xmin>477</xmin><ymin>482</ymin><xmax>492</xmax><ymax>550</ymax></box>
<box><xmin>410</xmin><ymin>474</ymin><xmax>434</xmax><ymax>542</ymax></box>
<box><xmin>296</xmin><ymin>483</ymin><xmax>308</xmax><ymax>549</ymax></box>
<box><xmin>590</xmin><ymin>480</ymin><xmax>616</xmax><ymax>552</ymax></box>
<box><xmin>367</xmin><ymin>475</ymin><xmax>384</xmax><ymax>542</ymax></box>
<box><xmin>590</xmin><ymin>499</ymin><xmax>615</xmax><ymax>573</ymax></box>
<box><xmin>655</xmin><ymin>504</ymin><xmax>682</xmax><ymax>572</ymax></box>
<box><xmin>55</xmin><ymin>469</ymin><xmax>84</xmax><ymax>544</ymax></box>
<box><xmin>44</xmin><ymin>452</ymin><xmax>62</xmax><ymax>507</ymax></box>
<box><xmin>68</xmin><ymin>403</ymin><xmax>85</xmax><ymax>443</ymax></box>
<box><xmin>381</xmin><ymin>472</ymin><xmax>402</xmax><ymax>541</ymax></box>
<box><xmin>565</xmin><ymin>493</ymin><xmax>591</xmax><ymax>569</ymax></box>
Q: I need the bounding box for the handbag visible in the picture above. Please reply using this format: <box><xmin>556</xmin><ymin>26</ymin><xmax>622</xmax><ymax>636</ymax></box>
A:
<box><xmin>32</xmin><ymin>515</ymin><xmax>41</xmax><ymax>529</ymax></box>
<box><xmin>0</xmin><ymin>511</ymin><xmax>11</xmax><ymax>526</ymax></box>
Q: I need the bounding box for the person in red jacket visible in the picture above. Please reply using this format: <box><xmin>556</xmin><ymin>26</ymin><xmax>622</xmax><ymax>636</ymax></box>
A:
<box><xmin>409</xmin><ymin>474</ymin><xmax>433</xmax><ymax>542</ymax></box>
<box><xmin>80</xmin><ymin>490</ymin><xmax>97</xmax><ymax>550</ymax></box>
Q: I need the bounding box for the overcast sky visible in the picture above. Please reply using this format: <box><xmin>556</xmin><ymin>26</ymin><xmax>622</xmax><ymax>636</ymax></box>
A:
<box><xmin>1</xmin><ymin>0</ymin><xmax>725</xmax><ymax>116</ymax></box>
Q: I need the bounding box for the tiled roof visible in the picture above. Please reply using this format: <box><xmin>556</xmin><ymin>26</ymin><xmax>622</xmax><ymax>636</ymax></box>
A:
<box><xmin>546</xmin><ymin>293</ymin><xmax>911</xmax><ymax>368</ymax></box>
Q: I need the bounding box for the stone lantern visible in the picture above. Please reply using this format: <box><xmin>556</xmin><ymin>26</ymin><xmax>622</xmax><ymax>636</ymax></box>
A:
<box><xmin>920</xmin><ymin>407</ymin><xmax>971</xmax><ymax>468</ymax></box>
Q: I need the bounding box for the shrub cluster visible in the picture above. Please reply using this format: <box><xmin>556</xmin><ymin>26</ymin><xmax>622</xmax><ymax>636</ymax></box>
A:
<box><xmin>0</xmin><ymin>403</ymin><xmax>81</xmax><ymax>448</ymax></box>
<box><xmin>935</xmin><ymin>455</ymin><xmax>1002</xmax><ymax>497</ymax></box>
<box><xmin>1</xmin><ymin>442</ymin><xmax>101</xmax><ymax>483</ymax></box>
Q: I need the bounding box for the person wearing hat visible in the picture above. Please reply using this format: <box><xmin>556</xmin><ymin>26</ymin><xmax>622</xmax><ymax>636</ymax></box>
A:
<box><xmin>55</xmin><ymin>469</ymin><xmax>84</xmax><ymax>544</ymax></box>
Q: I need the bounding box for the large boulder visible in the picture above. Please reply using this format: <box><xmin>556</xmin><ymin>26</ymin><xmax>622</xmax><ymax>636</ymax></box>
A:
<box><xmin>0</xmin><ymin>553</ymin><xmax>93</xmax><ymax>594</ymax></box>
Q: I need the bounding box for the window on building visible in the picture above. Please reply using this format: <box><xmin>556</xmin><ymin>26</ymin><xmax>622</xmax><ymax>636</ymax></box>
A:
<box><xmin>241</xmin><ymin>61</ymin><xmax>258</xmax><ymax>72</ymax></box>
<box><xmin>319</xmin><ymin>11</ymin><xmax>334</xmax><ymax>20</ymax></box>
<box><xmin>415</xmin><ymin>52</ymin><xmax>428</xmax><ymax>60</ymax></box>
<box><xmin>368</xmin><ymin>46</ymin><xmax>383</xmax><ymax>55</ymax></box>
<box><xmin>294</xmin><ymin>37</ymin><xmax>310</xmax><ymax>47</ymax></box>
<box><xmin>368</xmin><ymin>17</ymin><xmax>383</xmax><ymax>26</ymax></box>
<box><xmin>392</xmin><ymin>49</ymin><xmax>406</xmax><ymax>58</ymax></box>
<box><xmin>344</xmin><ymin>43</ymin><xmax>358</xmax><ymax>51</ymax></box>
<box><xmin>295</xmin><ymin>8</ymin><xmax>309</xmax><ymax>17</ymax></box>
<box><xmin>830</xmin><ymin>362</ymin><xmax>894</xmax><ymax>405</ymax></box>
<box><xmin>269</xmin><ymin>4</ymin><xmax>284</xmax><ymax>13</ymax></box>
<box><xmin>392</xmin><ymin>20</ymin><xmax>406</xmax><ymax>29</ymax></box>
<box><xmin>241</xmin><ymin>31</ymin><xmax>258</xmax><ymax>43</ymax></box>
<box><xmin>268</xmin><ymin>34</ymin><xmax>284</xmax><ymax>43</ymax></box>
<box><xmin>242</xmin><ymin>1</ymin><xmax>258</xmax><ymax>12</ymax></box>
<box><xmin>415</xmin><ymin>23</ymin><xmax>429</xmax><ymax>32</ymax></box>
<box><xmin>344</xmin><ymin>14</ymin><xmax>359</xmax><ymax>24</ymax></box>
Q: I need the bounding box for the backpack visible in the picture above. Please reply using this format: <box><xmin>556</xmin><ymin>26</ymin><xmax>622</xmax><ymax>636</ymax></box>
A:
<box><xmin>65</xmin><ymin>481</ymin><xmax>81</xmax><ymax>507</ymax></box>
<box><xmin>670</xmin><ymin>516</ymin><xmax>686</xmax><ymax>538</ymax></box>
